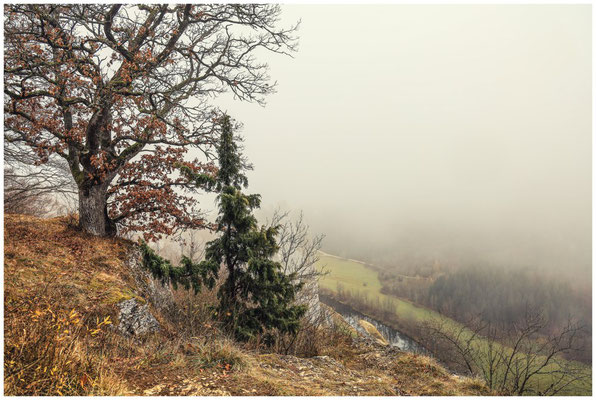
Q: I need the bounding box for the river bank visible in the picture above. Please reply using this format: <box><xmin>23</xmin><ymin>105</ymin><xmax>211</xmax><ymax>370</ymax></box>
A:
<box><xmin>320</xmin><ymin>293</ymin><xmax>427</xmax><ymax>354</ymax></box>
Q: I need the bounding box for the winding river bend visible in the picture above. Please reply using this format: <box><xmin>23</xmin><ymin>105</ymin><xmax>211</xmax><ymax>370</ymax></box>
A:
<box><xmin>320</xmin><ymin>294</ymin><xmax>428</xmax><ymax>355</ymax></box>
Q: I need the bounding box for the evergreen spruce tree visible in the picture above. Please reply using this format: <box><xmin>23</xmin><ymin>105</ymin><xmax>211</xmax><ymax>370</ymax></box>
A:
<box><xmin>183</xmin><ymin>115</ymin><xmax>306</xmax><ymax>341</ymax></box>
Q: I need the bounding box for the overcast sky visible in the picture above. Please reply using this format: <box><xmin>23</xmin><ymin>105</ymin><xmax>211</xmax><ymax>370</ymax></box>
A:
<box><xmin>213</xmin><ymin>5</ymin><xmax>591</xmax><ymax>275</ymax></box>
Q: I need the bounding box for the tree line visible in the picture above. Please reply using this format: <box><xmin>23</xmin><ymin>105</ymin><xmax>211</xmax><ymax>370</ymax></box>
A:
<box><xmin>379</xmin><ymin>264</ymin><xmax>591</xmax><ymax>364</ymax></box>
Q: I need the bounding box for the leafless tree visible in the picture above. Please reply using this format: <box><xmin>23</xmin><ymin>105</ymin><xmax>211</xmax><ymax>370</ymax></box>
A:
<box><xmin>271</xmin><ymin>210</ymin><xmax>324</xmax><ymax>277</ymax></box>
<box><xmin>421</xmin><ymin>308</ymin><xmax>589</xmax><ymax>395</ymax></box>
<box><xmin>268</xmin><ymin>209</ymin><xmax>326</xmax><ymax>321</ymax></box>
<box><xmin>177</xmin><ymin>228</ymin><xmax>207</xmax><ymax>263</ymax></box>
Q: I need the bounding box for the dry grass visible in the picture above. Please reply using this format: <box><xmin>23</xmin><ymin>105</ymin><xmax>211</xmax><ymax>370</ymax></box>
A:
<box><xmin>226</xmin><ymin>335</ymin><xmax>491</xmax><ymax>396</ymax></box>
<box><xmin>190</xmin><ymin>337</ymin><xmax>248</xmax><ymax>371</ymax></box>
<box><xmin>389</xmin><ymin>353</ymin><xmax>489</xmax><ymax>396</ymax></box>
<box><xmin>4</xmin><ymin>214</ymin><xmax>136</xmax><ymax>395</ymax></box>
<box><xmin>4</xmin><ymin>214</ymin><xmax>136</xmax><ymax>316</ymax></box>
<box><xmin>3</xmin><ymin>214</ymin><xmax>245</xmax><ymax>395</ymax></box>
<box><xmin>4</xmin><ymin>301</ymin><xmax>129</xmax><ymax>395</ymax></box>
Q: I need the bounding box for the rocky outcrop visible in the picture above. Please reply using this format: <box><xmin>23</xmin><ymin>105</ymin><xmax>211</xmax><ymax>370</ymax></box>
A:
<box><xmin>125</xmin><ymin>246</ymin><xmax>175</xmax><ymax>314</ymax></box>
<box><xmin>117</xmin><ymin>298</ymin><xmax>160</xmax><ymax>336</ymax></box>
<box><xmin>319</xmin><ymin>303</ymin><xmax>359</xmax><ymax>336</ymax></box>
<box><xmin>116</xmin><ymin>245</ymin><xmax>176</xmax><ymax>337</ymax></box>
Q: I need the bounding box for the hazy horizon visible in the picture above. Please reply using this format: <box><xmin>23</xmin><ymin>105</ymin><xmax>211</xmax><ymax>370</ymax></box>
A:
<box><xmin>207</xmin><ymin>5</ymin><xmax>591</xmax><ymax>278</ymax></box>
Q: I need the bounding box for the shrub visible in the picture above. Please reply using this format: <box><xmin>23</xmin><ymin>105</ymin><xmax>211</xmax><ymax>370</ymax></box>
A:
<box><xmin>247</xmin><ymin>306</ymin><xmax>356</xmax><ymax>358</ymax></box>
<box><xmin>170</xmin><ymin>274</ymin><xmax>225</xmax><ymax>339</ymax></box>
<box><xmin>191</xmin><ymin>337</ymin><xmax>248</xmax><ymax>371</ymax></box>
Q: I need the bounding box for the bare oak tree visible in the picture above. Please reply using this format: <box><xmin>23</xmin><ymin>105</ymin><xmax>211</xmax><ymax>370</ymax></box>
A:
<box><xmin>5</xmin><ymin>4</ymin><xmax>297</xmax><ymax>239</ymax></box>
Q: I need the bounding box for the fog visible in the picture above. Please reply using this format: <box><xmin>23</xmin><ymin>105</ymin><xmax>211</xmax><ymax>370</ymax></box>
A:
<box><xmin>212</xmin><ymin>5</ymin><xmax>591</xmax><ymax>280</ymax></box>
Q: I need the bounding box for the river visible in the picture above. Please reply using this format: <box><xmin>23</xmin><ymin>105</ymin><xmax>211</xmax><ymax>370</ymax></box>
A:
<box><xmin>320</xmin><ymin>294</ymin><xmax>428</xmax><ymax>355</ymax></box>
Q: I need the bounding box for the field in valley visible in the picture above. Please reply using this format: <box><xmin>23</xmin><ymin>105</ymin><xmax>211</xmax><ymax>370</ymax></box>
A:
<box><xmin>315</xmin><ymin>253</ymin><xmax>592</xmax><ymax>396</ymax></box>
<box><xmin>316</xmin><ymin>253</ymin><xmax>437</xmax><ymax>324</ymax></box>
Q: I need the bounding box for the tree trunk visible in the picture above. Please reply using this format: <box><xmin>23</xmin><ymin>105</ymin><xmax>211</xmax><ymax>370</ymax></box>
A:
<box><xmin>78</xmin><ymin>183</ymin><xmax>116</xmax><ymax>237</ymax></box>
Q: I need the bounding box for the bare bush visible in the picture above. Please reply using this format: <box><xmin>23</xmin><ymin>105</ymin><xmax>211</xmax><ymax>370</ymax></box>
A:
<box><xmin>248</xmin><ymin>305</ymin><xmax>354</xmax><ymax>358</ymax></box>
<box><xmin>170</xmin><ymin>276</ymin><xmax>225</xmax><ymax>340</ymax></box>
<box><xmin>421</xmin><ymin>308</ymin><xmax>589</xmax><ymax>395</ymax></box>
<box><xmin>269</xmin><ymin>209</ymin><xmax>326</xmax><ymax>320</ymax></box>
<box><xmin>177</xmin><ymin>229</ymin><xmax>207</xmax><ymax>263</ymax></box>
<box><xmin>4</xmin><ymin>142</ymin><xmax>77</xmax><ymax>216</ymax></box>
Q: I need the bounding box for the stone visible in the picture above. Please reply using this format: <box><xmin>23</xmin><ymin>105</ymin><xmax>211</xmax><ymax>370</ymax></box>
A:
<box><xmin>117</xmin><ymin>298</ymin><xmax>160</xmax><ymax>336</ymax></box>
<box><xmin>125</xmin><ymin>246</ymin><xmax>175</xmax><ymax>314</ymax></box>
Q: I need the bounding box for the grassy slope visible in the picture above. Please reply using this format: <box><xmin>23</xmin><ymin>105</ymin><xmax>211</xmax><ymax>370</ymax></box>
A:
<box><xmin>316</xmin><ymin>253</ymin><xmax>592</xmax><ymax>396</ymax></box>
<box><xmin>4</xmin><ymin>214</ymin><xmax>489</xmax><ymax>396</ymax></box>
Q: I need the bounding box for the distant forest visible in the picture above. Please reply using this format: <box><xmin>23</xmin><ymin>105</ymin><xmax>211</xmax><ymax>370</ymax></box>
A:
<box><xmin>376</xmin><ymin>264</ymin><xmax>592</xmax><ymax>364</ymax></box>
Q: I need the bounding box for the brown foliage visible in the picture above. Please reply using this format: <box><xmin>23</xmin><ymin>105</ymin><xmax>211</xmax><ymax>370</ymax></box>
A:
<box><xmin>4</xmin><ymin>4</ymin><xmax>297</xmax><ymax>238</ymax></box>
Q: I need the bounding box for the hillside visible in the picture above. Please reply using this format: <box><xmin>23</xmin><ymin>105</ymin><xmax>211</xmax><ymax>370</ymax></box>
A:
<box><xmin>4</xmin><ymin>214</ymin><xmax>490</xmax><ymax>396</ymax></box>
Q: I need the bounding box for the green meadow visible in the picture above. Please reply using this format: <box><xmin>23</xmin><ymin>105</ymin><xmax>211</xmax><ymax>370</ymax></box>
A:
<box><xmin>316</xmin><ymin>253</ymin><xmax>591</xmax><ymax>396</ymax></box>
<box><xmin>317</xmin><ymin>253</ymin><xmax>437</xmax><ymax>323</ymax></box>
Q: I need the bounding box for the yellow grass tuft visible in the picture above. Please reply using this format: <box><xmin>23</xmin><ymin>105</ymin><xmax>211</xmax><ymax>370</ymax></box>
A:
<box><xmin>358</xmin><ymin>319</ymin><xmax>389</xmax><ymax>345</ymax></box>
